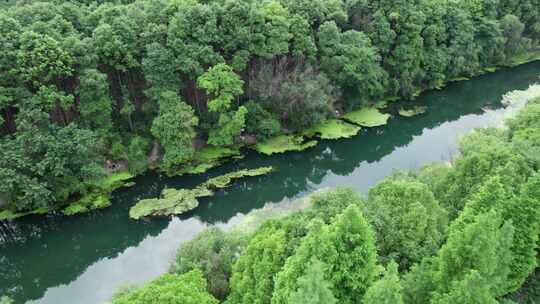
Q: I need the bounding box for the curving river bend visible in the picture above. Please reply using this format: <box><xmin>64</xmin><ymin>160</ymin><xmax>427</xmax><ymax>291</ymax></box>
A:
<box><xmin>1</xmin><ymin>61</ymin><xmax>539</xmax><ymax>304</ymax></box>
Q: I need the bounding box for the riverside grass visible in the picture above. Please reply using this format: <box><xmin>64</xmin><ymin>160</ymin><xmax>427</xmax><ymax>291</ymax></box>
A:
<box><xmin>129</xmin><ymin>167</ymin><xmax>274</xmax><ymax>219</ymax></box>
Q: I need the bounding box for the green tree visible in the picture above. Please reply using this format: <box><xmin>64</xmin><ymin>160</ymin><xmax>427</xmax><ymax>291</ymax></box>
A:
<box><xmin>151</xmin><ymin>91</ymin><xmax>198</xmax><ymax>170</ymax></box>
<box><xmin>15</xmin><ymin>31</ymin><xmax>75</xmax><ymax>90</ymax></box>
<box><xmin>431</xmin><ymin>271</ymin><xmax>497</xmax><ymax>304</ymax></box>
<box><xmin>0</xmin><ymin>106</ymin><xmax>103</xmax><ymax>210</ymax></box>
<box><xmin>363</xmin><ymin>261</ymin><xmax>404</xmax><ymax>304</ymax></box>
<box><xmin>403</xmin><ymin>210</ymin><xmax>515</xmax><ymax>303</ymax></box>
<box><xmin>318</xmin><ymin>21</ymin><xmax>386</xmax><ymax>107</ymax></box>
<box><xmin>501</xmin><ymin>14</ymin><xmax>529</xmax><ymax>61</ymax></box>
<box><xmin>438</xmin><ymin>129</ymin><xmax>531</xmax><ymax>219</ymax></box>
<box><xmin>127</xmin><ymin>136</ymin><xmax>150</xmax><ymax>175</ymax></box>
<box><xmin>272</xmin><ymin>205</ymin><xmax>379</xmax><ymax>304</ymax></box>
<box><xmin>197</xmin><ymin>63</ymin><xmax>246</xmax><ymax>146</ymax></box>
<box><xmin>78</xmin><ymin>69</ymin><xmax>113</xmax><ymax>137</ymax></box>
<box><xmin>112</xmin><ymin>269</ymin><xmax>218</xmax><ymax>304</ymax></box>
<box><xmin>226</xmin><ymin>225</ymin><xmax>288</xmax><ymax>304</ymax></box>
<box><xmin>120</xmin><ymin>99</ymin><xmax>135</xmax><ymax>131</ymax></box>
<box><xmin>251</xmin><ymin>62</ymin><xmax>337</xmax><ymax>131</ymax></box>
<box><xmin>172</xmin><ymin>228</ymin><xmax>247</xmax><ymax>300</ymax></box>
<box><xmin>366</xmin><ymin>178</ymin><xmax>448</xmax><ymax>269</ymax></box>
<box><xmin>288</xmin><ymin>258</ymin><xmax>337</xmax><ymax>304</ymax></box>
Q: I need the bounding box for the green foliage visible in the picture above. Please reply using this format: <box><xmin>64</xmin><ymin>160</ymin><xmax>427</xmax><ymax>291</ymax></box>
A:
<box><xmin>198</xmin><ymin>63</ymin><xmax>244</xmax><ymax>113</ymax></box>
<box><xmin>288</xmin><ymin>258</ymin><xmax>337</xmax><ymax>304</ymax></box>
<box><xmin>63</xmin><ymin>194</ymin><xmax>111</xmax><ymax>216</ymax></box>
<box><xmin>151</xmin><ymin>91</ymin><xmax>198</xmax><ymax>170</ymax></box>
<box><xmin>255</xmin><ymin>135</ymin><xmax>318</xmax><ymax>155</ymax></box>
<box><xmin>208</xmin><ymin>106</ymin><xmax>248</xmax><ymax>147</ymax></box>
<box><xmin>15</xmin><ymin>31</ymin><xmax>75</xmax><ymax>89</ymax></box>
<box><xmin>342</xmin><ymin>107</ymin><xmax>391</xmax><ymax>127</ymax></box>
<box><xmin>366</xmin><ymin>178</ymin><xmax>448</xmax><ymax>270</ymax></box>
<box><xmin>3</xmin><ymin>0</ymin><xmax>540</xmax><ymax>216</ymax></box>
<box><xmin>198</xmin><ymin>63</ymin><xmax>246</xmax><ymax>146</ymax></box>
<box><xmin>112</xmin><ymin>269</ymin><xmax>218</xmax><ymax>304</ymax></box>
<box><xmin>403</xmin><ymin>211</ymin><xmax>515</xmax><ymax>303</ymax></box>
<box><xmin>318</xmin><ymin>21</ymin><xmax>387</xmax><ymax>107</ymax></box>
<box><xmin>250</xmin><ymin>62</ymin><xmax>338</xmax><ymax>131</ymax></box>
<box><xmin>0</xmin><ymin>108</ymin><xmax>104</xmax><ymax>211</ymax></box>
<box><xmin>363</xmin><ymin>261</ymin><xmax>404</xmax><ymax>304</ymax></box>
<box><xmin>226</xmin><ymin>225</ymin><xmax>289</xmax><ymax>304</ymax></box>
<box><xmin>244</xmin><ymin>101</ymin><xmax>281</xmax><ymax>140</ymax></box>
<box><xmin>127</xmin><ymin>136</ymin><xmax>151</xmax><ymax>174</ymax></box>
<box><xmin>62</xmin><ymin>171</ymin><xmax>135</xmax><ymax>215</ymax></box>
<box><xmin>308</xmin><ymin>187</ymin><xmax>365</xmax><ymax>223</ymax></box>
<box><xmin>272</xmin><ymin>205</ymin><xmax>380</xmax><ymax>304</ymax></box>
<box><xmin>78</xmin><ymin>69</ymin><xmax>113</xmax><ymax>137</ymax></box>
<box><xmin>439</xmin><ymin>128</ymin><xmax>532</xmax><ymax>219</ymax></box>
<box><xmin>501</xmin><ymin>14</ymin><xmax>530</xmax><ymax>61</ymax></box>
<box><xmin>172</xmin><ymin>227</ymin><xmax>247</xmax><ymax>300</ymax></box>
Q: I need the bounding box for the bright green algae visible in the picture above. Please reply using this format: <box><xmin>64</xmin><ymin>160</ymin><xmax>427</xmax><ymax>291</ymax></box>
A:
<box><xmin>255</xmin><ymin>135</ymin><xmax>318</xmax><ymax>155</ymax></box>
<box><xmin>342</xmin><ymin>107</ymin><xmax>391</xmax><ymax>127</ymax></box>
<box><xmin>129</xmin><ymin>167</ymin><xmax>274</xmax><ymax>219</ymax></box>
<box><xmin>303</xmin><ymin>119</ymin><xmax>361</xmax><ymax>140</ymax></box>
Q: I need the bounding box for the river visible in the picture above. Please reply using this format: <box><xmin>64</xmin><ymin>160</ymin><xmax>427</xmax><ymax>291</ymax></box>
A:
<box><xmin>1</xmin><ymin>61</ymin><xmax>539</xmax><ymax>304</ymax></box>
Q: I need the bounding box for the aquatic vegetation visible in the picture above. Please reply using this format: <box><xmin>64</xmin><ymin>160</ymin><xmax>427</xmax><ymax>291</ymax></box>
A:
<box><xmin>303</xmin><ymin>120</ymin><xmax>361</xmax><ymax>140</ymax></box>
<box><xmin>449</xmin><ymin>76</ymin><xmax>470</xmax><ymax>82</ymax></box>
<box><xmin>398</xmin><ymin>106</ymin><xmax>428</xmax><ymax>117</ymax></box>
<box><xmin>130</xmin><ymin>167</ymin><xmax>275</xmax><ymax>219</ymax></box>
<box><xmin>129</xmin><ymin>188</ymin><xmax>213</xmax><ymax>220</ymax></box>
<box><xmin>61</xmin><ymin>171</ymin><xmax>135</xmax><ymax>216</ymax></box>
<box><xmin>255</xmin><ymin>135</ymin><xmax>318</xmax><ymax>155</ymax></box>
<box><xmin>0</xmin><ymin>207</ymin><xmax>50</xmax><ymax>221</ymax></box>
<box><xmin>202</xmin><ymin>167</ymin><xmax>275</xmax><ymax>189</ymax></box>
<box><xmin>63</xmin><ymin>194</ymin><xmax>111</xmax><ymax>216</ymax></box>
<box><xmin>342</xmin><ymin>107</ymin><xmax>391</xmax><ymax>127</ymax></box>
<box><xmin>168</xmin><ymin>146</ymin><xmax>241</xmax><ymax>176</ymax></box>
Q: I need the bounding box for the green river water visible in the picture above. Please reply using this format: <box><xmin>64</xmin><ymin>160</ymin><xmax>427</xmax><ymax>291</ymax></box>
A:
<box><xmin>1</xmin><ymin>61</ymin><xmax>539</xmax><ymax>304</ymax></box>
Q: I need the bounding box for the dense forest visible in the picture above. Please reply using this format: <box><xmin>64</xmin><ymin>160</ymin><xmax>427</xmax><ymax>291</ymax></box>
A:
<box><xmin>0</xmin><ymin>0</ymin><xmax>539</xmax><ymax>214</ymax></box>
<box><xmin>108</xmin><ymin>96</ymin><xmax>540</xmax><ymax>303</ymax></box>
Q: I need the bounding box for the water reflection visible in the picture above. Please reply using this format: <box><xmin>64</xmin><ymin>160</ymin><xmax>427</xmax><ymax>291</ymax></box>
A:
<box><xmin>1</xmin><ymin>61</ymin><xmax>539</xmax><ymax>304</ymax></box>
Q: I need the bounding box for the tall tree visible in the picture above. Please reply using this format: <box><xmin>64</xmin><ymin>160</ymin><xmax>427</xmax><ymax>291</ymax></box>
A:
<box><xmin>287</xmin><ymin>259</ymin><xmax>337</xmax><ymax>304</ymax></box>
<box><xmin>272</xmin><ymin>205</ymin><xmax>380</xmax><ymax>304</ymax></box>
<box><xmin>197</xmin><ymin>63</ymin><xmax>246</xmax><ymax>146</ymax></box>
<box><xmin>366</xmin><ymin>178</ymin><xmax>448</xmax><ymax>270</ymax></box>
<box><xmin>363</xmin><ymin>261</ymin><xmax>404</xmax><ymax>304</ymax></box>
<box><xmin>151</xmin><ymin>91</ymin><xmax>198</xmax><ymax>170</ymax></box>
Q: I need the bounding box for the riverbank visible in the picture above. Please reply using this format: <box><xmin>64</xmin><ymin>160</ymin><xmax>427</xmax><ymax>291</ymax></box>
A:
<box><xmin>2</xmin><ymin>61</ymin><xmax>540</xmax><ymax>303</ymax></box>
<box><xmin>2</xmin><ymin>53</ymin><xmax>540</xmax><ymax>222</ymax></box>
<box><xmin>110</xmin><ymin>94</ymin><xmax>540</xmax><ymax>304</ymax></box>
